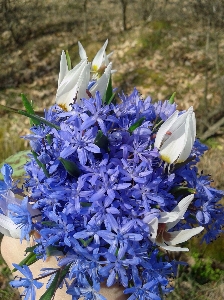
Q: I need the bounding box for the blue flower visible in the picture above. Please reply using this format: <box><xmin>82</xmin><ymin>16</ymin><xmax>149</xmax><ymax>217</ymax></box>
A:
<box><xmin>10</xmin><ymin>264</ymin><xmax>43</xmax><ymax>300</ymax></box>
<box><xmin>8</xmin><ymin>197</ymin><xmax>35</xmax><ymax>241</ymax></box>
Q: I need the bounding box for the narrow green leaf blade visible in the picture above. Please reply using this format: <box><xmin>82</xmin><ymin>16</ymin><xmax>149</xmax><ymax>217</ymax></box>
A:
<box><xmin>59</xmin><ymin>157</ymin><xmax>81</xmax><ymax>177</ymax></box>
<box><xmin>21</xmin><ymin>93</ymin><xmax>35</xmax><ymax>115</ymax></box>
<box><xmin>21</xmin><ymin>93</ymin><xmax>41</xmax><ymax>126</ymax></box>
<box><xmin>170</xmin><ymin>186</ymin><xmax>196</xmax><ymax>194</ymax></box>
<box><xmin>128</xmin><ymin>117</ymin><xmax>146</xmax><ymax>133</ymax></box>
<box><xmin>94</xmin><ymin>130</ymin><xmax>109</xmax><ymax>152</ymax></box>
<box><xmin>39</xmin><ymin>265</ymin><xmax>70</xmax><ymax>300</ymax></box>
<box><xmin>169</xmin><ymin>92</ymin><xmax>176</xmax><ymax>104</ymax></box>
<box><xmin>103</xmin><ymin>76</ymin><xmax>113</xmax><ymax>104</ymax></box>
<box><xmin>107</xmin><ymin>92</ymin><xmax>116</xmax><ymax>105</ymax></box>
<box><xmin>0</xmin><ymin>103</ymin><xmax>60</xmax><ymax>130</ymax></box>
<box><xmin>32</xmin><ymin>151</ymin><xmax>50</xmax><ymax>178</ymax></box>
<box><xmin>65</xmin><ymin>50</ymin><xmax>72</xmax><ymax>70</ymax></box>
<box><xmin>39</xmin><ymin>271</ymin><xmax>60</xmax><ymax>300</ymax></box>
<box><xmin>12</xmin><ymin>251</ymin><xmax>37</xmax><ymax>272</ymax></box>
<box><xmin>18</xmin><ymin>110</ymin><xmax>60</xmax><ymax>130</ymax></box>
<box><xmin>79</xmin><ymin>236</ymin><xmax>93</xmax><ymax>247</ymax></box>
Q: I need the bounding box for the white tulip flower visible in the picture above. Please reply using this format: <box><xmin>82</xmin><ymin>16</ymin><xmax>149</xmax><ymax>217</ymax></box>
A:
<box><xmin>56</xmin><ymin>40</ymin><xmax>113</xmax><ymax>111</ymax></box>
<box><xmin>0</xmin><ymin>214</ymin><xmax>21</xmax><ymax>239</ymax></box>
<box><xmin>154</xmin><ymin>107</ymin><xmax>196</xmax><ymax>164</ymax></box>
<box><xmin>89</xmin><ymin>62</ymin><xmax>112</xmax><ymax>97</ymax></box>
<box><xmin>145</xmin><ymin>195</ymin><xmax>204</xmax><ymax>251</ymax></box>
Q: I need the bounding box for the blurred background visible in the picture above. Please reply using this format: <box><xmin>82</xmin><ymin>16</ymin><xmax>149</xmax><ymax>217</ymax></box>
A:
<box><xmin>0</xmin><ymin>0</ymin><xmax>224</xmax><ymax>299</ymax></box>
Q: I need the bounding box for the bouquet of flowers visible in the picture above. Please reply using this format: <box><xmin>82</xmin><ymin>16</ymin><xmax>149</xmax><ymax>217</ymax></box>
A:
<box><xmin>0</xmin><ymin>40</ymin><xmax>224</xmax><ymax>300</ymax></box>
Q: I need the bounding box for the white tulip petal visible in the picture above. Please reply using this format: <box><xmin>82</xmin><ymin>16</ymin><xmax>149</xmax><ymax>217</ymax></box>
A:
<box><xmin>78</xmin><ymin>41</ymin><xmax>87</xmax><ymax>60</ymax></box>
<box><xmin>0</xmin><ymin>214</ymin><xmax>21</xmax><ymax>239</ymax></box>
<box><xmin>56</xmin><ymin>60</ymin><xmax>89</xmax><ymax>110</ymax></box>
<box><xmin>159</xmin><ymin>211</ymin><xmax>180</xmax><ymax>223</ymax></box>
<box><xmin>158</xmin><ymin>243</ymin><xmax>189</xmax><ymax>252</ymax></box>
<box><xmin>177</xmin><ymin>111</ymin><xmax>196</xmax><ymax>163</ymax></box>
<box><xmin>56</xmin><ymin>60</ymin><xmax>87</xmax><ymax>98</ymax></box>
<box><xmin>168</xmin><ymin>110</ymin><xmax>189</xmax><ymax>133</ymax></box>
<box><xmin>107</xmin><ymin>51</ymin><xmax>114</xmax><ymax>60</ymax></box>
<box><xmin>58</xmin><ymin>63</ymin><xmax>91</xmax><ymax>109</ymax></box>
<box><xmin>166</xmin><ymin>226</ymin><xmax>204</xmax><ymax>246</ymax></box>
<box><xmin>89</xmin><ymin>62</ymin><xmax>112</xmax><ymax>97</ymax></box>
<box><xmin>76</xmin><ymin>63</ymin><xmax>91</xmax><ymax>104</ymax></box>
<box><xmin>192</xmin><ymin>110</ymin><xmax>196</xmax><ymax>138</ymax></box>
<box><xmin>92</xmin><ymin>40</ymin><xmax>108</xmax><ymax>72</ymax></box>
<box><xmin>173</xmin><ymin>194</ymin><xmax>194</xmax><ymax>215</ymax></box>
<box><xmin>154</xmin><ymin>110</ymin><xmax>179</xmax><ymax>149</ymax></box>
<box><xmin>58</xmin><ymin>51</ymin><xmax>69</xmax><ymax>87</ymax></box>
<box><xmin>159</xmin><ymin>122</ymin><xmax>186</xmax><ymax>163</ymax></box>
<box><xmin>55</xmin><ymin>89</ymin><xmax>75</xmax><ymax>111</ymax></box>
<box><xmin>155</xmin><ymin>107</ymin><xmax>196</xmax><ymax>164</ymax></box>
<box><xmin>166</xmin><ymin>195</ymin><xmax>194</xmax><ymax>230</ymax></box>
<box><xmin>147</xmin><ymin>217</ymin><xmax>158</xmax><ymax>241</ymax></box>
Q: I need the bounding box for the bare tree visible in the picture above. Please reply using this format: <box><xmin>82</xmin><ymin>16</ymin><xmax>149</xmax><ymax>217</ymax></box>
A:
<box><xmin>120</xmin><ymin>0</ymin><xmax>128</xmax><ymax>30</ymax></box>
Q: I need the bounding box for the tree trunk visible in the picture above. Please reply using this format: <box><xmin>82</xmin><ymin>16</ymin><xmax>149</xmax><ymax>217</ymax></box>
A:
<box><xmin>120</xmin><ymin>0</ymin><xmax>128</xmax><ymax>31</ymax></box>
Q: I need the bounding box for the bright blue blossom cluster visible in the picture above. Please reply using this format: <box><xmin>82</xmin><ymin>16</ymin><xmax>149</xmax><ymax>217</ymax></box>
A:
<box><xmin>0</xmin><ymin>41</ymin><xmax>224</xmax><ymax>300</ymax></box>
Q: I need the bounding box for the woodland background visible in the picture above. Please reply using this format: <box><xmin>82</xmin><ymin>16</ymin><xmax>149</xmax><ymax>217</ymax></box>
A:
<box><xmin>0</xmin><ymin>0</ymin><xmax>224</xmax><ymax>299</ymax></box>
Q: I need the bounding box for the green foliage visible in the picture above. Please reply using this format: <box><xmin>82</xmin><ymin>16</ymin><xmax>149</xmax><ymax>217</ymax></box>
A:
<box><xmin>128</xmin><ymin>117</ymin><xmax>146</xmax><ymax>133</ymax></box>
<box><xmin>0</xmin><ymin>104</ymin><xmax>60</xmax><ymax>130</ymax></box>
<box><xmin>94</xmin><ymin>130</ymin><xmax>109</xmax><ymax>152</ymax></box>
<box><xmin>12</xmin><ymin>251</ymin><xmax>38</xmax><ymax>272</ymax></box>
<box><xmin>59</xmin><ymin>157</ymin><xmax>81</xmax><ymax>177</ymax></box>
<box><xmin>39</xmin><ymin>265</ymin><xmax>70</xmax><ymax>300</ymax></box>
<box><xmin>103</xmin><ymin>76</ymin><xmax>115</xmax><ymax>105</ymax></box>
<box><xmin>191</xmin><ymin>254</ymin><xmax>223</xmax><ymax>284</ymax></box>
<box><xmin>32</xmin><ymin>150</ymin><xmax>50</xmax><ymax>178</ymax></box>
<box><xmin>65</xmin><ymin>50</ymin><xmax>72</xmax><ymax>70</ymax></box>
<box><xmin>138</xmin><ymin>21</ymin><xmax>171</xmax><ymax>53</ymax></box>
<box><xmin>169</xmin><ymin>92</ymin><xmax>176</xmax><ymax>104</ymax></box>
<box><xmin>203</xmin><ymin>137</ymin><xmax>222</xmax><ymax>149</ymax></box>
<box><xmin>21</xmin><ymin>93</ymin><xmax>41</xmax><ymax>126</ymax></box>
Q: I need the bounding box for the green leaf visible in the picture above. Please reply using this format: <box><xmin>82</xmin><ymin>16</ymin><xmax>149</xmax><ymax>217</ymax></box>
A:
<box><xmin>79</xmin><ymin>237</ymin><xmax>93</xmax><ymax>247</ymax></box>
<box><xmin>41</xmin><ymin>221</ymin><xmax>57</xmax><ymax>227</ymax></box>
<box><xmin>32</xmin><ymin>151</ymin><xmax>50</xmax><ymax>178</ymax></box>
<box><xmin>169</xmin><ymin>92</ymin><xmax>176</xmax><ymax>104</ymax></box>
<box><xmin>46</xmin><ymin>134</ymin><xmax>54</xmax><ymax>145</ymax></box>
<box><xmin>46</xmin><ymin>246</ymin><xmax>64</xmax><ymax>257</ymax></box>
<box><xmin>21</xmin><ymin>94</ymin><xmax>35</xmax><ymax>115</ymax></box>
<box><xmin>25</xmin><ymin>245</ymin><xmax>37</xmax><ymax>253</ymax></box>
<box><xmin>18</xmin><ymin>110</ymin><xmax>60</xmax><ymax>130</ymax></box>
<box><xmin>128</xmin><ymin>117</ymin><xmax>146</xmax><ymax>133</ymax></box>
<box><xmin>94</xmin><ymin>130</ymin><xmax>109</xmax><ymax>152</ymax></box>
<box><xmin>12</xmin><ymin>251</ymin><xmax>37</xmax><ymax>272</ymax></box>
<box><xmin>172</xmin><ymin>156</ymin><xmax>196</xmax><ymax>171</ymax></box>
<box><xmin>59</xmin><ymin>157</ymin><xmax>81</xmax><ymax>177</ymax></box>
<box><xmin>39</xmin><ymin>271</ymin><xmax>60</xmax><ymax>300</ymax></box>
<box><xmin>170</xmin><ymin>186</ymin><xmax>196</xmax><ymax>194</ymax></box>
<box><xmin>0</xmin><ymin>150</ymin><xmax>31</xmax><ymax>180</ymax></box>
<box><xmin>80</xmin><ymin>202</ymin><xmax>92</xmax><ymax>207</ymax></box>
<box><xmin>39</xmin><ymin>266</ymin><xmax>70</xmax><ymax>300</ymax></box>
<box><xmin>107</xmin><ymin>92</ymin><xmax>116</xmax><ymax>105</ymax></box>
<box><xmin>103</xmin><ymin>76</ymin><xmax>113</xmax><ymax>104</ymax></box>
<box><xmin>21</xmin><ymin>93</ymin><xmax>41</xmax><ymax>126</ymax></box>
<box><xmin>65</xmin><ymin>50</ymin><xmax>72</xmax><ymax>70</ymax></box>
<box><xmin>0</xmin><ymin>104</ymin><xmax>60</xmax><ymax>130</ymax></box>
